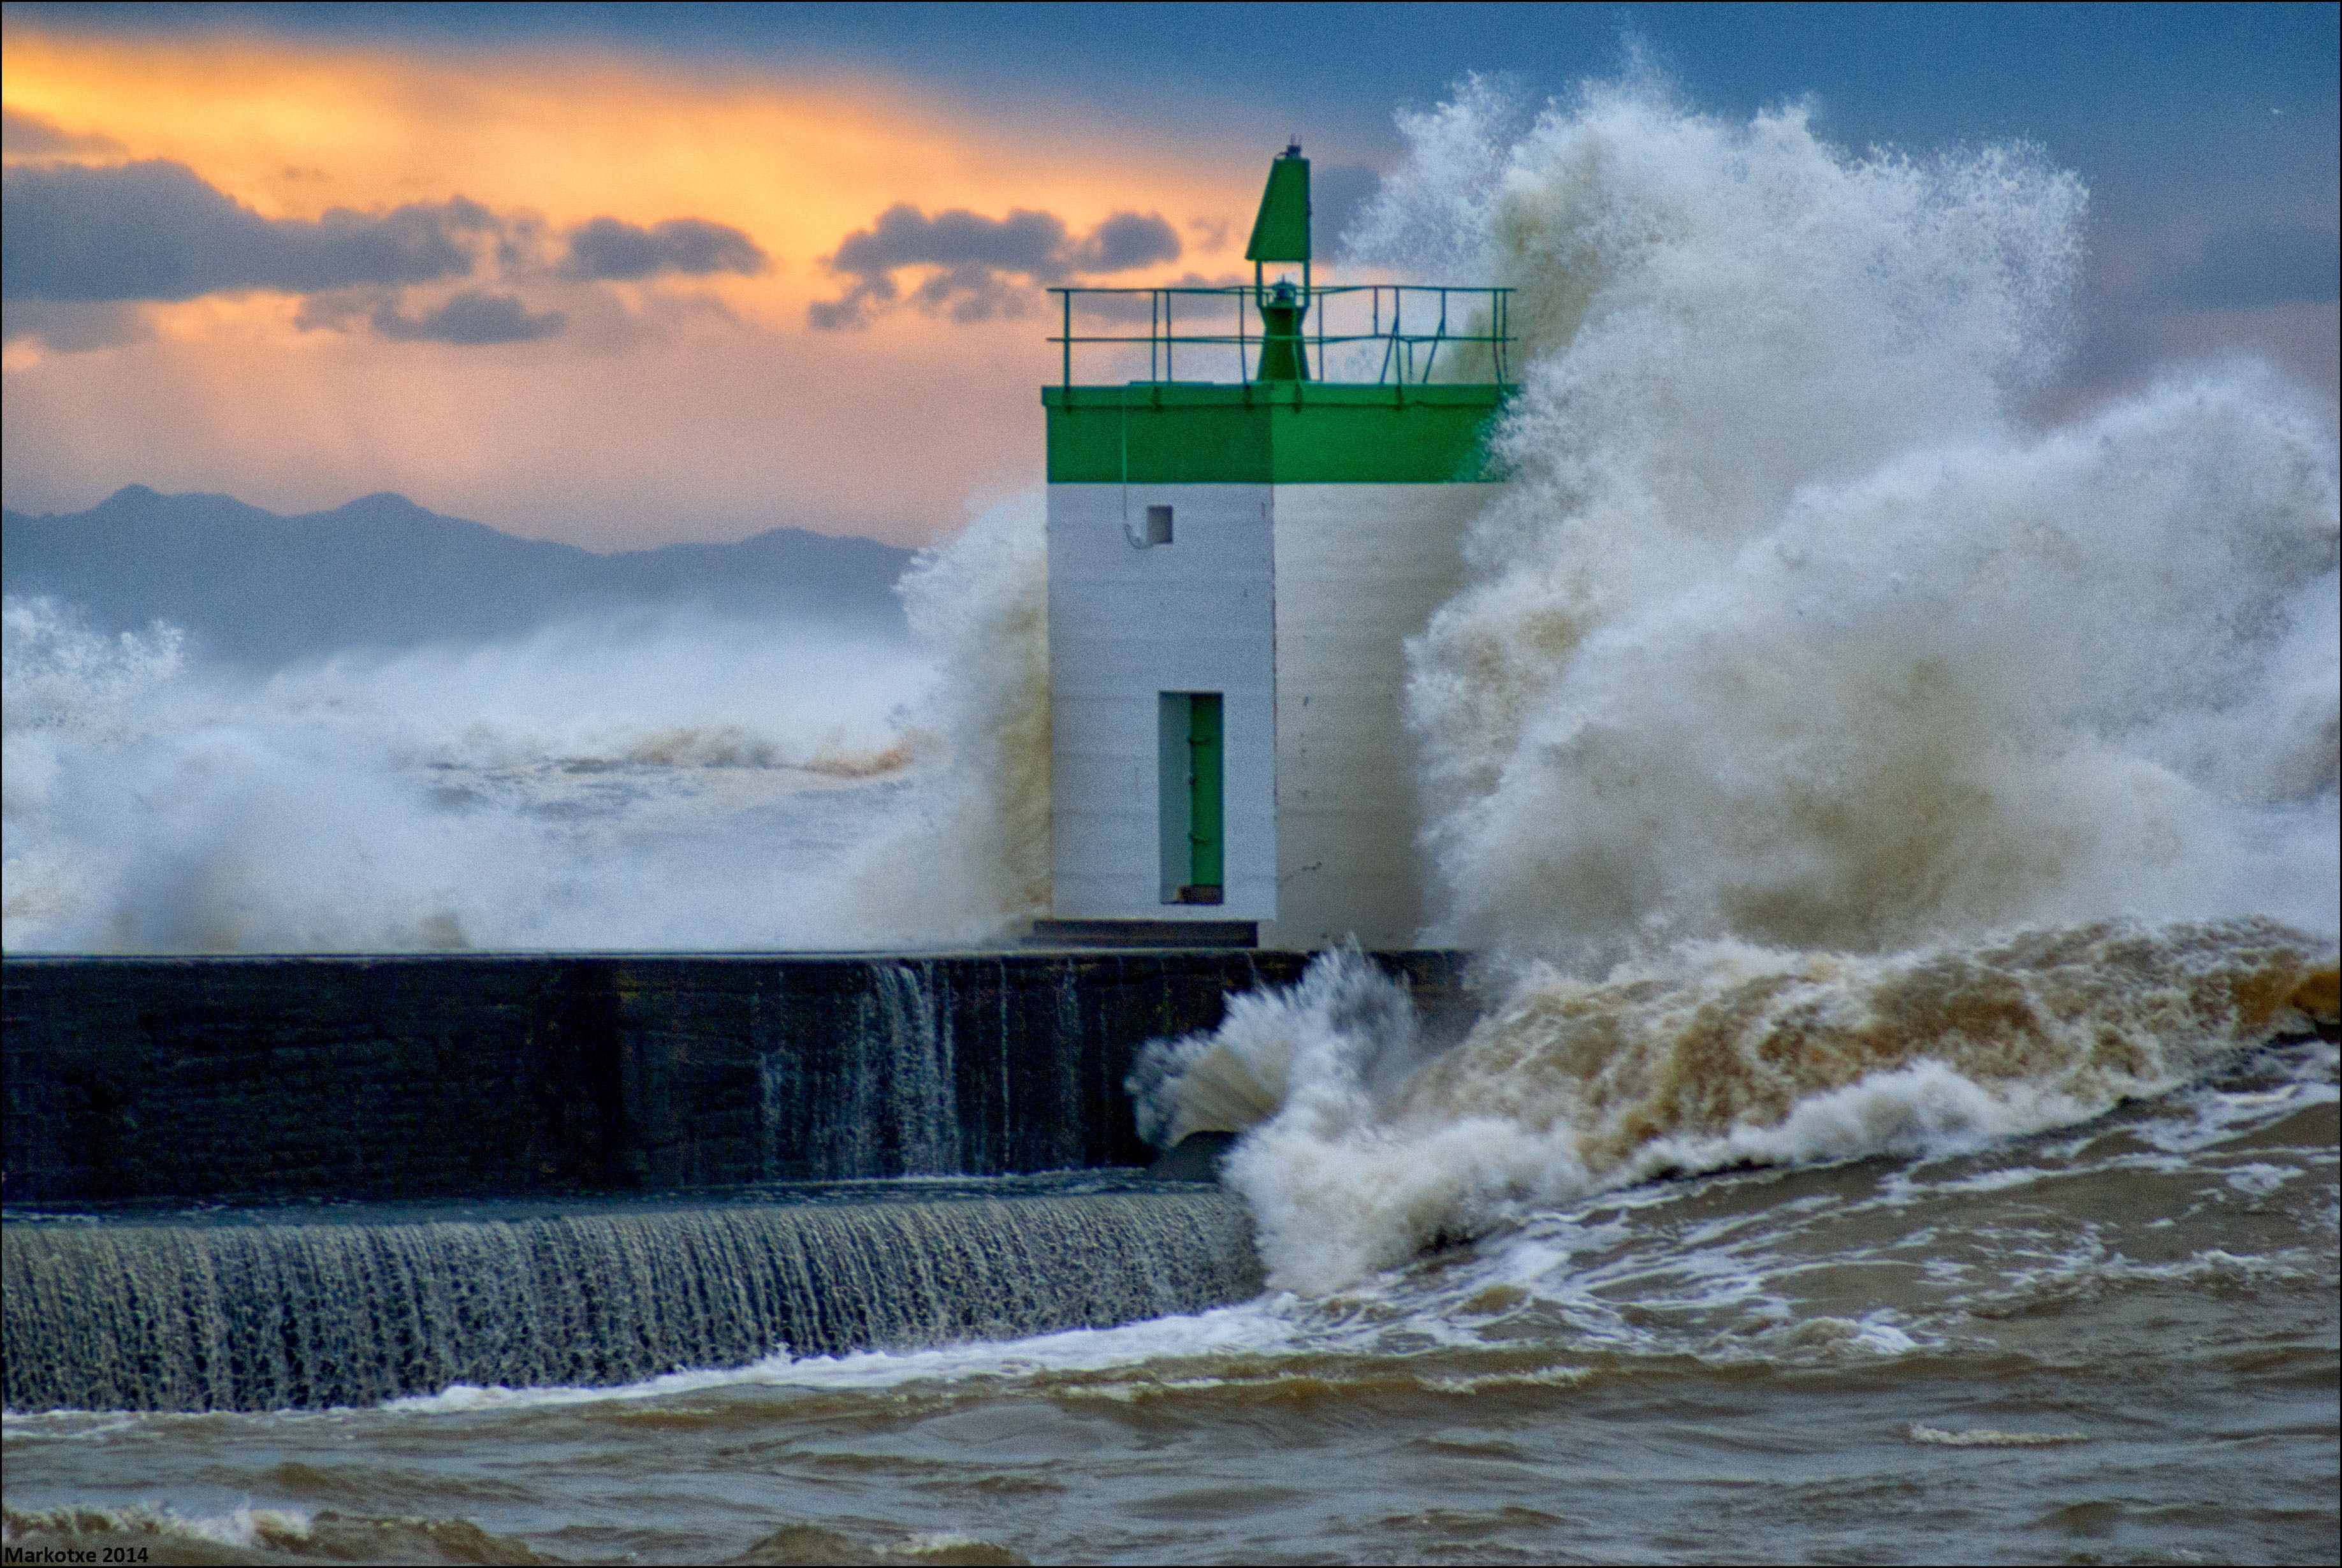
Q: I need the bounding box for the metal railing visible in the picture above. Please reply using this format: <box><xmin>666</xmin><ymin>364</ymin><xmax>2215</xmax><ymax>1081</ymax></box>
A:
<box><xmin>1049</xmin><ymin>284</ymin><xmax>1513</xmax><ymax>388</ymax></box>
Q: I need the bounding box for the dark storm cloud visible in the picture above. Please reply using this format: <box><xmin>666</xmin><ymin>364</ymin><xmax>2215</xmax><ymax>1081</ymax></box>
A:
<box><xmin>810</xmin><ymin>203</ymin><xmax>1179</xmax><ymax>328</ymax></box>
<box><xmin>558</xmin><ymin>215</ymin><xmax>767</xmax><ymax>280</ymax></box>
<box><xmin>1</xmin><ymin>159</ymin><xmax>497</xmax><ymax>302</ymax></box>
<box><xmin>366</xmin><ymin>290</ymin><xmax>567</xmax><ymax>345</ymax></box>
<box><xmin>1</xmin><ymin>107</ymin><xmax>126</xmax><ymax>159</ymax></box>
<box><xmin>832</xmin><ymin>205</ymin><xmax>1072</xmax><ymax>283</ymax></box>
<box><xmin>1071</xmin><ymin>210</ymin><xmax>1182</xmax><ymax>272</ymax></box>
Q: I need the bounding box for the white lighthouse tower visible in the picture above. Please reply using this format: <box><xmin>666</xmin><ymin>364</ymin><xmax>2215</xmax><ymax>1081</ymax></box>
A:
<box><xmin>1035</xmin><ymin>145</ymin><xmax>1513</xmax><ymax>950</ymax></box>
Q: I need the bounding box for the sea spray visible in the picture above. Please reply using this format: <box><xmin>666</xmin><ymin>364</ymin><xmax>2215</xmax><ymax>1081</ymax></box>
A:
<box><xmin>1372</xmin><ymin>87</ymin><xmax>2338</xmax><ymax>964</ymax></box>
<box><xmin>2</xmin><ymin>600</ymin><xmax>185</xmax><ymax>939</ymax></box>
<box><xmin>843</xmin><ymin>489</ymin><xmax>1053</xmax><ymax>943</ymax></box>
<box><xmin>1135</xmin><ymin>80</ymin><xmax>2341</xmax><ymax>1293</ymax></box>
<box><xmin>1427</xmin><ymin>376</ymin><xmax>2339</xmax><ymax>962</ymax></box>
<box><xmin>1</xmin><ymin>599</ymin><xmax>933</xmax><ymax>950</ymax></box>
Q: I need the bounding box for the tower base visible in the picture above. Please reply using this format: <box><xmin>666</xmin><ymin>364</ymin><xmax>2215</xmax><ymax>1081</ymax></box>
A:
<box><xmin>1026</xmin><ymin>918</ymin><xmax>1258</xmax><ymax>949</ymax></box>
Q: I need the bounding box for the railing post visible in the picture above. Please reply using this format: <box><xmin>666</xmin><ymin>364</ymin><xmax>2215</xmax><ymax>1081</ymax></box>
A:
<box><xmin>1061</xmin><ymin>290</ymin><xmax>1071</xmax><ymax>388</ymax></box>
<box><xmin>1313</xmin><ymin>282</ymin><xmax>1324</xmax><ymax>381</ymax></box>
<box><xmin>1423</xmin><ymin>288</ymin><xmax>1449</xmax><ymax>382</ymax></box>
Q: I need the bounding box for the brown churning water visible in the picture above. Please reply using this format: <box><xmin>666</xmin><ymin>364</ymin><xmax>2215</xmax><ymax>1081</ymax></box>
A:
<box><xmin>3</xmin><ymin>999</ymin><xmax>2334</xmax><ymax>1564</ymax></box>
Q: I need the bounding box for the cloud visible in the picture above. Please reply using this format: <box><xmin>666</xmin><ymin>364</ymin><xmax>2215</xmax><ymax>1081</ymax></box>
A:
<box><xmin>1</xmin><ymin>107</ymin><xmax>126</xmax><ymax>159</ymax></box>
<box><xmin>2</xmin><ymin>159</ymin><xmax>499</xmax><ymax>302</ymax></box>
<box><xmin>367</xmin><ymin>289</ymin><xmax>567</xmax><ymax>345</ymax></box>
<box><xmin>1072</xmin><ymin>210</ymin><xmax>1182</xmax><ymax>273</ymax></box>
<box><xmin>559</xmin><ymin>215</ymin><xmax>767</xmax><ymax>280</ymax></box>
<box><xmin>811</xmin><ymin>203</ymin><xmax>1179</xmax><ymax>328</ymax></box>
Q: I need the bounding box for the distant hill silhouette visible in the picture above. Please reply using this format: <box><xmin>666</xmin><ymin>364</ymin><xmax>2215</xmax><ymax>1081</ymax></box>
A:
<box><xmin>2</xmin><ymin>486</ymin><xmax>915</xmax><ymax>665</ymax></box>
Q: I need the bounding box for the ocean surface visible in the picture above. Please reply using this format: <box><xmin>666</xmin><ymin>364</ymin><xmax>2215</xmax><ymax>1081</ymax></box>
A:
<box><xmin>6</xmin><ymin>79</ymin><xmax>2340</xmax><ymax>1567</ymax></box>
<box><xmin>4</xmin><ymin>1028</ymin><xmax>2335</xmax><ymax>1564</ymax></box>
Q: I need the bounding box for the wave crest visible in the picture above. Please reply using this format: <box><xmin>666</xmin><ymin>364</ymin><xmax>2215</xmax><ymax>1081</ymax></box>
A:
<box><xmin>1139</xmin><ymin>924</ymin><xmax>2336</xmax><ymax>1292</ymax></box>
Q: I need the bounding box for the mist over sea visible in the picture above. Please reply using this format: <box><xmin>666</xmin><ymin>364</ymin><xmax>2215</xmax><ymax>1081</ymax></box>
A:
<box><xmin>6</xmin><ymin>82</ymin><xmax>2338</xmax><ymax>1565</ymax></box>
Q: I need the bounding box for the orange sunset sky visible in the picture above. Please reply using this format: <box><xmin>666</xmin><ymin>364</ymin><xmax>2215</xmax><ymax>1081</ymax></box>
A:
<box><xmin>3</xmin><ymin>23</ymin><xmax>1275</xmax><ymax>548</ymax></box>
<box><xmin>5</xmin><ymin>6</ymin><xmax>2336</xmax><ymax>550</ymax></box>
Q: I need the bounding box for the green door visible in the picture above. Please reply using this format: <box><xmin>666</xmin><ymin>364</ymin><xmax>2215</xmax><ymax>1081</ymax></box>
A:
<box><xmin>1186</xmin><ymin>692</ymin><xmax>1223</xmax><ymax>897</ymax></box>
<box><xmin>1160</xmin><ymin>692</ymin><xmax>1224</xmax><ymax>903</ymax></box>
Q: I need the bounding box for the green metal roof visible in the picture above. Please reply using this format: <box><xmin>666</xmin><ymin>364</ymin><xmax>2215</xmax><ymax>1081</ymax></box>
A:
<box><xmin>1043</xmin><ymin>382</ymin><xmax>1510</xmax><ymax>485</ymax></box>
<box><xmin>1244</xmin><ymin>149</ymin><xmax>1311</xmax><ymax>264</ymax></box>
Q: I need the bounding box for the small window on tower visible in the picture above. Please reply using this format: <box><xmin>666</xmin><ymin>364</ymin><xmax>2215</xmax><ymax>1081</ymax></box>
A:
<box><xmin>1128</xmin><ymin>504</ymin><xmax>1173</xmax><ymax>548</ymax></box>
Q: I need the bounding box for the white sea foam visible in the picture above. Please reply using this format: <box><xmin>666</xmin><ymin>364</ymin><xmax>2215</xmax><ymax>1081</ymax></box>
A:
<box><xmin>1161</xmin><ymin>926</ymin><xmax>2334</xmax><ymax>1294</ymax></box>
<box><xmin>3</xmin><ymin>595</ymin><xmax>938</xmax><ymax>950</ymax></box>
<box><xmin>837</xmin><ymin>490</ymin><xmax>1053</xmax><ymax>944</ymax></box>
<box><xmin>1138</xmin><ymin>80</ymin><xmax>2339</xmax><ymax>1294</ymax></box>
<box><xmin>1379</xmin><ymin>87</ymin><xmax>2337</xmax><ymax>964</ymax></box>
<box><xmin>1907</xmin><ymin>1425</ymin><xmax>2090</xmax><ymax>1448</ymax></box>
<box><xmin>0</xmin><ymin>1500</ymin><xmax>314</xmax><ymax>1550</ymax></box>
<box><xmin>385</xmin><ymin>1296</ymin><xmax>1302</xmax><ymax>1413</ymax></box>
<box><xmin>3</xmin><ymin>479</ymin><xmax>1066</xmax><ymax>952</ymax></box>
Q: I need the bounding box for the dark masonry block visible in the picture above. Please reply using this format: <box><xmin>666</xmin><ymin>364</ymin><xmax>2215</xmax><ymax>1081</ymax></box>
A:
<box><xmin>1</xmin><ymin>949</ymin><xmax>1467</xmax><ymax>1205</ymax></box>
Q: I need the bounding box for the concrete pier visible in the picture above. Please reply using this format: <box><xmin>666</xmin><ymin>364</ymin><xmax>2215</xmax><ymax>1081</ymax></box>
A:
<box><xmin>2</xmin><ymin>950</ymin><xmax>1465</xmax><ymax>1205</ymax></box>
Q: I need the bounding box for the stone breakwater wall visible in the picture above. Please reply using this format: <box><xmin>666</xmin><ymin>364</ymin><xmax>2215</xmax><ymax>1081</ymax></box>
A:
<box><xmin>2</xmin><ymin>950</ymin><xmax>1465</xmax><ymax>1205</ymax></box>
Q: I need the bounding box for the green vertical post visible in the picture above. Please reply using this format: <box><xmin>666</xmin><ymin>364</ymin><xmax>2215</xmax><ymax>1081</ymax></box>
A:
<box><xmin>1247</xmin><ymin>144</ymin><xmax>1311</xmax><ymax>386</ymax></box>
<box><xmin>1256</xmin><ymin>279</ymin><xmax>1309</xmax><ymax>382</ymax></box>
<box><xmin>1187</xmin><ymin>692</ymin><xmax>1223</xmax><ymax>894</ymax></box>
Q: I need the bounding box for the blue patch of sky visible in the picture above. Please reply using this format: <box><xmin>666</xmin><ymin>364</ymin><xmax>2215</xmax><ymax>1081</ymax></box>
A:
<box><xmin>20</xmin><ymin>4</ymin><xmax>2334</xmax><ymax>173</ymax></box>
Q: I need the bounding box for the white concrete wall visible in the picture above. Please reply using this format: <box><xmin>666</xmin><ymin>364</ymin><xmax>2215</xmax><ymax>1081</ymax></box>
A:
<box><xmin>1263</xmin><ymin>483</ymin><xmax>1495</xmax><ymax>950</ymax></box>
<box><xmin>1047</xmin><ymin>484</ymin><xmax>1277</xmax><ymax>921</ymax></box>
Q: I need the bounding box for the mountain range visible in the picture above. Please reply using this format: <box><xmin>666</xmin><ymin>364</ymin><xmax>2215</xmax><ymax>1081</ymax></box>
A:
<box><xmin>2</xmin><ymin>486</ymin><xmax>915</xmax><ymax>666</ymax></box>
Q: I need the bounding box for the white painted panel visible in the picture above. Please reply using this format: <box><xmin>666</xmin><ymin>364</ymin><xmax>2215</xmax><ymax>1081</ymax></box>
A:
<box><xmin>1264</xmin><ymin>483</ymin><xmax>1495</xmax><ymax>950</ymax></box>
<box><xmin>1047</xmin><ymin>484</ymin><xmax>1276</xmax><ymax>921</ymax></box>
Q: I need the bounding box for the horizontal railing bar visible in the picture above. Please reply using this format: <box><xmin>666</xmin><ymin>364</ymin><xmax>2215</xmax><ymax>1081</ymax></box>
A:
<box><xmin>1046</xmin><ymin>284</ymin><xmax>1513</xmax><ymax>294</ymax></box>
<box><xmin>1047</xmin><ymin>335</ymin><xmax>1511</xmax><ymax>346</ymax></box>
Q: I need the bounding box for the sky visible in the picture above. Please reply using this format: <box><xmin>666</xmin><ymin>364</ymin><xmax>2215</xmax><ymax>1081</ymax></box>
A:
<box><xmin>3</xmin><ymin>1</ymin><xmax>2336</xmax><ymax>550</ymax></box>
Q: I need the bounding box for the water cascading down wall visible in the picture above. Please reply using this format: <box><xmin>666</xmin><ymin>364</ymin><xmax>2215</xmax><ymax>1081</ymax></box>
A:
<box><xmin>2</xmin><ymin>950</ymin><xmax>1462</xmax><ymax>1411</ymax></box>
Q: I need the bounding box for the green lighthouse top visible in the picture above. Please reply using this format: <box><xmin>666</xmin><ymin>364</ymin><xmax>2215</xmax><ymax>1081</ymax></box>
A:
<box><xmin>1245</xmin><ymin>143</ymin><xmax>1311</xmax><ymax>266</ymax></box>
<box><xmin>1042</xmin><ymin>143</ymin><xmax>1515</xmax><ymax>484</ymax></box>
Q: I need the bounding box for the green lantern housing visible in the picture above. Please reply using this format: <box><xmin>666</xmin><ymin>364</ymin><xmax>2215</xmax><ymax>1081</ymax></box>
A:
<box><xmin>1246</xmin><ymin>142</ymin><xmax>1313</xmax><ymax>287</ymax></box>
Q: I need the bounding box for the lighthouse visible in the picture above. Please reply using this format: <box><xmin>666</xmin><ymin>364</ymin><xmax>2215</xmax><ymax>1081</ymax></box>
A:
<box><xmin>1037</xmin><ymin>145</ymin><xmax>1513</xmax><ymax>950</ymax></box>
